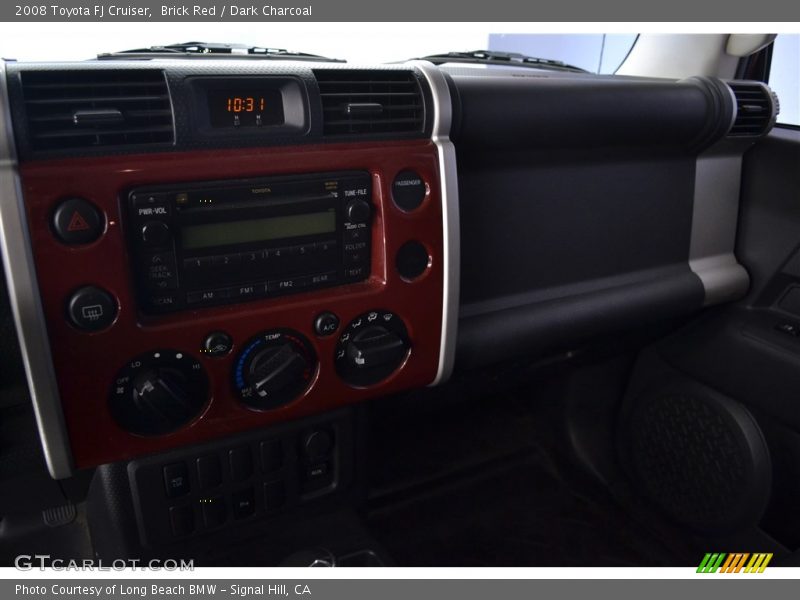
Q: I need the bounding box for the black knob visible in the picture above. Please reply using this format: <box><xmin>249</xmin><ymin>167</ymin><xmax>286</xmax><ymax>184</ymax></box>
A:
<box><xmin>109</xmin><ymin>350</ymin><xmax>209</xmax><ymax>436</ymax></box>
<box><xmin>233</xmin><ymin>329</ymin><xmax>317</xmax><ymax>410</ymax></box>
<box><xmin>335</xmin><ymin>311</ymin><xmax>410</xmax><ymax>387</ymax></box>
<box><xmin>132</xmin><ymin>368</ymin><xmax>194</xmax><ymax>425</ymax></box>
<box><xmin>347</xmin><ymin>326</ymin><xmax>406</xmax><ymax>370</ymax></box>
<box><xmin>346</xmin><ymin>199</ymin><xmax>371</xmax><ymax>224</ymax></box>
<box><xmin>140</xmin><ymin>221</ymin><xmax>171</xmax><ymax>246</ymax></box>
<box><xmin>248</xmin><ymin>344</ymin><xmax>308</xmax><ymax>399</ymax></box>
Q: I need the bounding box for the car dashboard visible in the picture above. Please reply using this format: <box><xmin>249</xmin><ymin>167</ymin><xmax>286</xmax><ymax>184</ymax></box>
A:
<box><xmin>0</xmin><ymin>57</ymin><xmax>779</xmax><ymax>555</ymax></box>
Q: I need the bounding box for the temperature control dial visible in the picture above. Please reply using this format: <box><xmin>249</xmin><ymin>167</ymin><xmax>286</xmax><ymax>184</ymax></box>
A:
<box><xmin>335</xmin><ymin>310</ymin><xmax>410</xmax><ymax>387</ymax></box>
<box><xmin>234</xmin><ymin>329</ymin><xmax>317</xmax><ymax>410</ymax></box>
<box><xmin>109</xmin><ymin>350</ymin><xmax>209</xmax><ymax>436</ymax></box>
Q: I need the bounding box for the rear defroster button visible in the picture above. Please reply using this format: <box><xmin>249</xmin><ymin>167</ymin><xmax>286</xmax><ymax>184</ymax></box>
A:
<box><xmin>66</xmin><ymin>286</ymin><xmax>118</xmax><ymax>332</ymax></box>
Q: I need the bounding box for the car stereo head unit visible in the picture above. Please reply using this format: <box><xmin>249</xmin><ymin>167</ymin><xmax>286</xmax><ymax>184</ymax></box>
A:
<box><xmin>127</xmin><ymin>171</ymin><xmax>372</xmax><ymax>314</ymax></box>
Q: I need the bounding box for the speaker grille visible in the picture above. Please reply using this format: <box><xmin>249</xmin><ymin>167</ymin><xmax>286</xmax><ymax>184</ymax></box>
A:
<box><xmin>627</xmin><ymin>381</ymin><xmax>770</xmax><ymax>534</ymax></box>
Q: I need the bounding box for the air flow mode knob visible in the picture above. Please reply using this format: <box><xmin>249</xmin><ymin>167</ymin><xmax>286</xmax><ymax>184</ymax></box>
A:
<box><xmin>335</xmin><ymin>311</ymin><xmax>410</xmax><ymax>386</ymax></box>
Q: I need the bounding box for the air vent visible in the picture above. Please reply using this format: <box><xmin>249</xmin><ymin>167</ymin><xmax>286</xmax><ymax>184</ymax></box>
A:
<box><xmin>727</xmin><ymin>82</ymin><xmax>778</xmax><ymax>137</ymax></box>
<box><xmin>315</xmin><ymin>69</ymin><xmax>425</xmax><ymax>137</ymax></box>
<box><xmin>20</xmin><ymin>70</ymin><xmax>174</xmax><ymax>151</ymax></box>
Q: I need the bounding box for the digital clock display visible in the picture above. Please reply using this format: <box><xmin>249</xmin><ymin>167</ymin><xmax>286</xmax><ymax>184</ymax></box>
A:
<box><xmin>208</xmin><ymin>89</ymin><xmax>285</xmax><ymax>128</ymax></box>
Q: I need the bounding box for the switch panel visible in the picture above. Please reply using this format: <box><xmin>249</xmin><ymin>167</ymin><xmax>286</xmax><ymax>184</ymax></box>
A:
<box><xmin>128</xmin><ymin>410</ymin><xmax>354</xmax><ymax>547</ymax></box>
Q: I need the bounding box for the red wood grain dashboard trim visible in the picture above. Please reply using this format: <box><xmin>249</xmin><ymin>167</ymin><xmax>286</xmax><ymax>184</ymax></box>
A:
<box><xmin>19</xmin><ymin>140</ymin><xmax>443</xmax><ymax>470</ymax></box>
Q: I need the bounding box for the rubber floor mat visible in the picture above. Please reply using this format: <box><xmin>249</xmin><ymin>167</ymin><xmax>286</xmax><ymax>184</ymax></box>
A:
<box><xmin>367</xmin><ymin>450</ymin><xmax>692</xmax><ymax>567</ymax></box>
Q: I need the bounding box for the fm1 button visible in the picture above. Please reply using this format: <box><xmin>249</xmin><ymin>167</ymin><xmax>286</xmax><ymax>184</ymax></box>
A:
<box><xmin>314</xmin><ymin>312</ymin><xmax>339</xmax><ymax>337</ymax></box>
<box><xmin>66</xmin><ymin>286</ymin><xmax>118</xmax><ymax>332</ymax></box>
<box><xmin>392</xmin><ymin>170</ymin><xmax>426</xmax><ymax>212</ymax></box>
<box><xmin>203</xmin><ymin>331</ymin><xmax>233</xmax><ymax>357</ymax></box>
<box><xmin>52</xmin><ymin>198</ymin><xmax>103</xmax><ymax>245</ymax></box>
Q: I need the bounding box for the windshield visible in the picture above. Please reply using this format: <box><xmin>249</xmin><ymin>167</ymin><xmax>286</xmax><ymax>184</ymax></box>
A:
<box><xmin>0</xmin><ymin>24</ymin><xmax>636</xmax><ymax>73</ymax></box>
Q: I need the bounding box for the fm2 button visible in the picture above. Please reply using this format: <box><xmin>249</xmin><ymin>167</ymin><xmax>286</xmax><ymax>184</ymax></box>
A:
<box><xmin>314</xmin><ymin>312</ymin><xmax>340</xmax><ymax>337</ymax></box>
<box><xmin>66</xmin><ymin>286</ymin><xmax>118</xmax><ymax>332</ymax></box>
<box><xmin>52</xmin><ymin>198</ymin><xmax>104</xmax><ymax>245</ymax></box>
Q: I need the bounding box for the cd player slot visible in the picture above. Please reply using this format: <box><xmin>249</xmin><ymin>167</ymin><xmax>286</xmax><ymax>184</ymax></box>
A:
<box><xmin>178</xmin><ymin>193</ymin><xmax>334</xmax><ymax>214</ymax></box>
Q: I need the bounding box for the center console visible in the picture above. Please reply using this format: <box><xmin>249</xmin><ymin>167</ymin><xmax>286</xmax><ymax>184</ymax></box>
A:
<box><xmin>0</xmin><ymin>61</ymin><xmax>459</xmax><ymax>485</ymax></box>
<box><xmin>20</xmin><ymin>140</ymin><xmax>448</xmax><ymax>471</ymax></box>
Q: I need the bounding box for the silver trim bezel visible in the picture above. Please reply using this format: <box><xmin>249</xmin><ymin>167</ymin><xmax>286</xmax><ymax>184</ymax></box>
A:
<box><xmin>688</xmin><ymin>79</ymin><xmax>781</xmax><ymax>306</ymax></box>
<box><xmin>688</xmin><ymin>146</ymin><xmax>751</xmax><ymax>306</ymax></box>
<box><xmin>0</xmin><ymin>60</ymin><xmax>74</xmax><ymax>478</ymax></box>
<box><xmin>722</xmin><ymin>79</ymin><xmax>739</xmax><ymax>135</ymax></box>
<box><xmin>410</xmin><ymin>61</ymin><xmax>460</xmax><ymax>385</ymax></box>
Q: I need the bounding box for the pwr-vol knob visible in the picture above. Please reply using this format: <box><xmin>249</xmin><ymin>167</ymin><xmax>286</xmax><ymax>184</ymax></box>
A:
<box><xmin>233</xmin><ymin>329</ymin><xmax>317</xmax><ymax>410</ymax></box>
<box><xmin>335</xmin><ymin>310</ymin><xmax>410</xmax><ymax>387</ymax></box>
<box><xmin>109</xmin><ymin>350</ymin><xmax>209</xmax><ymax>436</ymax></box>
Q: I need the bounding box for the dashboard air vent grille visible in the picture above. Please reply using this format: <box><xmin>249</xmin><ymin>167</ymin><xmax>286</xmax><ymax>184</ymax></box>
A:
<box><xmin>315</xmin><ymin>69</ymin><xmax>425</xmax><ymax>136</ymax></box>
<box><xmin>20</xmin><ymin>70</ymin><xmax>174</xmax><ymax>151</ymax></box>
<box><xmin>727</xmin><ymin>82</ymin><xmax>777</xmax><ymax>137</ymax></box>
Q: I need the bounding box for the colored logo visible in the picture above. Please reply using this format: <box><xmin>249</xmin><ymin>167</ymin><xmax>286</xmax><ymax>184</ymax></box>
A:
<box><xmin>697</xmin><ymin>553</ymin><xmax>773</xmax><ymax>573</ymax></box>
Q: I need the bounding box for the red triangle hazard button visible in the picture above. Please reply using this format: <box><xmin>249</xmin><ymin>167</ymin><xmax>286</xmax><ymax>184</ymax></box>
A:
<box><xmin>67</xmin><ymin>211</ymin><xmax>90</xmax><ymax>232</ymax></box>
<box><xmin>53</xmin><ymin>198</ymin><xmax>102</xmax><ymax>245</ymax></box>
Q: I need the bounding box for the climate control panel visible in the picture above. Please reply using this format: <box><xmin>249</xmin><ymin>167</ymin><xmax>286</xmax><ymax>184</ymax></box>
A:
<box><xmin>110</xmin><ymin>315</ymin><xmax>411</xmax><ymax>437</ymax></box>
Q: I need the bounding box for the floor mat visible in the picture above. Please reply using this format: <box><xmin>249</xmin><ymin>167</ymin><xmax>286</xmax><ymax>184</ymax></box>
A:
<box><xmin>367</xmin><ymin>448</ymin><xmax>690</xmax><ymax>567</ymax></box>
<box><xmin>365</xmin><ymin>366</ymin><xmax>697</xmax><ymax>567</ymax></box>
